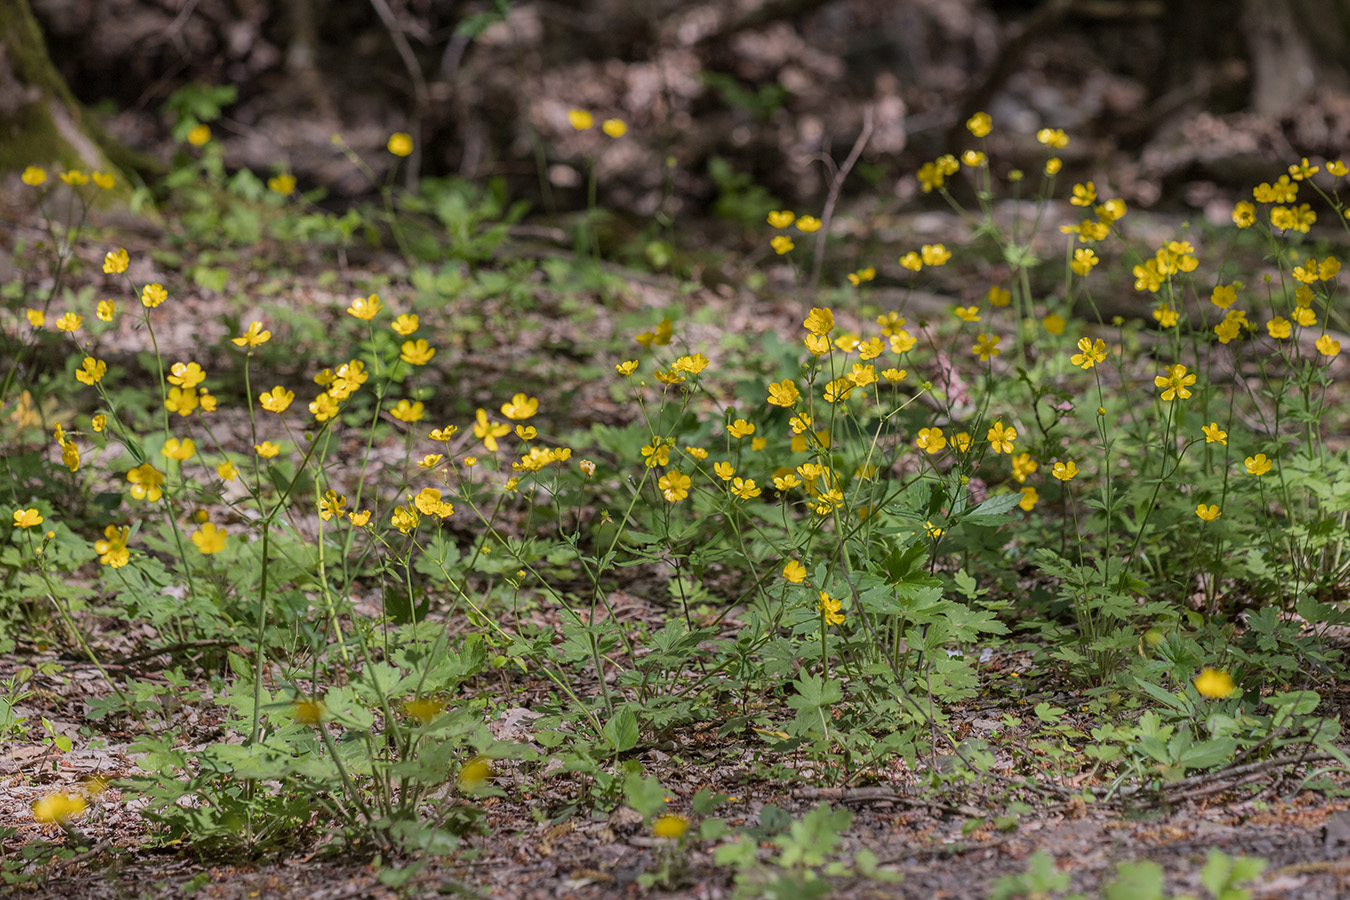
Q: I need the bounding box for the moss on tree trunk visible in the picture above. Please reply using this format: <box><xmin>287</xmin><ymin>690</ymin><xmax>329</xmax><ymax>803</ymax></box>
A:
<box><xmin>0</xmin><ymin>0</ymin><xmax>127</xmax><ymax>176</ymax></box>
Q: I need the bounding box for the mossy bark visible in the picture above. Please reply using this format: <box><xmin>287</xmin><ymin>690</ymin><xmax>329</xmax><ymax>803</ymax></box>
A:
<box><xmin>0</xmin><ymin>0</ymin><xmax>121</xmax><ymax>175</ymax></box>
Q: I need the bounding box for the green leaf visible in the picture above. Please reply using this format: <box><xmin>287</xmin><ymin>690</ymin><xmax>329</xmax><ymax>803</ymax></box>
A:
<box><xmin>960</xmin><ymin>491</ymin><xmax>1024</xmax><ymax>526</ymax></box>
<box><xmin>603</xmin><ymin>707</ymin><xmax>640</xmax><ymax>753</ymax></box>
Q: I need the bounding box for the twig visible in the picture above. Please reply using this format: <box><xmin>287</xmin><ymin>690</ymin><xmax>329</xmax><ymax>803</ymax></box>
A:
<box><xmin>368</xmin><ymin>0</ymin><xmax>429</xmax><ymax>192</ymax></box>
<box><xmin>808</xmin><ymin>107</ymin><xmax>873</xmax><ymax>293</ymax></box>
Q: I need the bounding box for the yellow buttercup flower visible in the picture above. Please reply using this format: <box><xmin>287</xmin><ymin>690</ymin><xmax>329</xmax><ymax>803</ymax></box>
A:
<box><xmin>32</xmin><ymin>792</ymin><xmax>86</xmax><ymax>824</ymax></box>
<box><xmin>387</xmin><ymin>132</ymin><xmax>413</xmax><ymax>157</ymax></box>
<box><xmin>186</xmin><ymin>124</ymin><xmax>211</xmax><ymax>146</ymax></box>
<box><xmin>232</xmin><ymin>321</ymin><xmax>271</xmax><ymax>347</ymax></box>
<box><xmin>796</xmin><ymin>215</ymin><xmax>822</xmax><ymax>233</ymax></box>
<box><xmin>915</xmin><ymin>427</ymin><xmax>946</xmax><ymax>454</ymax></box>
<box><xmin>816</xmin><ymin>591</ymin><xmax>844</xmax><ymax>625</ymax></box>
<box><xmin>1018</xmin><ymin>486</ymin><xmax>1039</xmax><ymax>511</ymax></box>
<box><xmin>652</xmin><ymin>814</ymin><xmax>689</xmax><ymax>839</ymax></box>
<box><xmin>94</xmin><ymin>525</ymin><xmax>130</xmax><ymax>568</ymax></box>
<box><xmin>347</xmin><ymin>294</ymin><xmax>383</xmax><ymax>320</ymax></box>
<box><xmin>21</xmin><ymin>166</ymin><xmax>47</xmax><ymax>186</ymax></box>
<box><xmin>966</xmin><ymin>111</ymin><xmax>992</xmax><ymax>137</ymax></box>
<box><xmin>986</xmin><ymin>421</ymin><xmax>1016</xmax><ymax>454</ymax></box>
<box><xmin>1244</xmin><ymin>453</ymin><xmax>1272</xmax><ymax>476</ymax></box>
<box><xmin>1052</xmin><ymin>460</ymin><xmax>1078</xmax><ymax>482</ymax></box>
<box><xmin>771</xmin><ymin>235</ymin><xmax>794</xmax><ymax>255</ymax></box>
<box><xmin>1202</xmin><ymin>423</ymin><xmax>1227</xmax><ymax>445</ymax></box>
<box><xmin>126</xmin><ymin>463</ymin><xmax>165</xmax><ymax>501</ymax></box>
<box><xmin>782</xmin><ymin>560</ymin><xmax>807</xmax><ymax>583</ymax></box>
<box><xmin>103</xmin><ymin>248</ymin><xmax>129</xmax><ymax>274</ymax></box>
<box><xmin>141</xmin><ymin>283</ymin><xmax>167</xmax><ymax>308</ymax></box>
<box><xmin>292</xmin><ymin>698</ymin><xmax>326</xmax><ymax>724</ymax></box>
<box><xmin>1070</xmin><ymin>337</ymin><xmax>1107</xmax><ymax>369</ymax></box>
<box><xmin>658</xmin><ymin>470</ymin><xmax>691</xmax><ymax>502</ymax></box>
<box><xmin>161</xmin><ymin>437</ymin><xmax>196</xmax><ymax>461</ymax></box>
<box><xmin>75</xmin><ymin>357</ymin><xmax>107</xmax><ymax>385</ymax></box>
<box><xmin>255</xmin><ymin>441</ymin><xmax>281</xmax><ymax>459</ymax></box>
<box><xmin>1154</xmin><ymin>364</ymin><xmax>1196</xmax><ymax>401</ymax></box>
<box><xmin>1316</xmin><ymin>335</ymin><xmax>1341</xmax><ymax>357</ymax></box>
<box><xmin>55</xmin><ymin>312</ymin><xmax>82</xmax><ymax>333</ymax></box>
<box><xmin>392</xmin><ymin>313</ymin><xmax>419</xmax><ymax>335</ymax></box>
<box><xmin>972</xmin><ymin>333</ymin><xmax>1001</xmax><ymax>361</ymax></box>
<box><xmin>601</xmin><ymin>118</ymin><xmax>627</xmax><ymax>138</ymax></box>
<box><xmin>727</xmin><ymin>419</ymin><xmax>754</xmax><ymax>439</ymax></box>
<box><xmin>803</xmin><ymin>307</ymin><xmax>834</xmax><ymax>335</ymax></box>
<box><xmin>267</xmin><ymin>173</ymin><xmax>296</xmax><ymax>195</ymax></box>
<box><xmin>1195</xmin><ymin>504</ymin><xmax>1221</xmax><ymax>522</ymax></box>
<box><xmin>567</xmin><ymin>109</ymin><xmax>594</xmax><ymax>131</ymax></box>
<box><xmin>191</xmin><ymin>522</ymin><xmax>228</xmax><ymax>554</ymax></box>
<box><xmin>390</xmin><ymin>399</ymin><xmax>425</xmax><ymax>423</ymax></box>
<box><xmin>259</xmin><ymin>386</ymin><xmax>294</xmax><ymax>413</ymax></box>
<box><xmin>13</xmin><ymin>508</ymin><xmax>43</xmax><ymax>529</ymax></box>
<box><xmin>400</xmin><ymin>339</ymin><xmax>436</xmax><ymax>365</ymax></box>
<box><xmin>767</xmin><ymin>210</ymin><xmax>795</xmax><ymax>229</ymax></box>
<box><xmin>1193</xmin><ymin>667</ymin><xmax>1236</xmax><ymax>699</ymax></box>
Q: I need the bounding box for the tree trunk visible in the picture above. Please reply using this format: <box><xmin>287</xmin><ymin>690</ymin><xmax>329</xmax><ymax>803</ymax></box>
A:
<box><xmin>0</xmin><ymin>0</ymin><xmax>120</xmax><ymax>175</ymax></box>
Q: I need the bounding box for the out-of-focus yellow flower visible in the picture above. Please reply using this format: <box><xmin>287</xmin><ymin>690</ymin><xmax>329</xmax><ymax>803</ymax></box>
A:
<box><xmin>32</xmin><ymin>792</ymin><xmax>86</xmax><ymax>824</ymax></box>
<box><xmin>387</xmin><ymin>132</ymin><xmax>413</xmax><ymax>156</ymax></box>
<box><xmin>187</xmin><ymin>124</ymin><xmax>211</xmax><ymax>146</ymax></box>
<box><xmin>1193</xmin><ymin>667</ymin><xmax>1236</xmax><ymax>699</ymax></box>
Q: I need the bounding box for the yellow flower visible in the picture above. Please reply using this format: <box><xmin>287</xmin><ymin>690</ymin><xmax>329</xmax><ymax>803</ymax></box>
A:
<box><xmin>60</xmin><ymin>438</ymin><xmax>80</xmax><ymax>472</ymax></box>
<box><xmin>714</xmin><ymin>461</ymin><xmax>735</xmax><ymax>481</ymax></box>
<box><xmin>309</xmin><ymin>392</ymin><xmax>339</xmax><ymax>422</ymax></box>
<box><xmin>391</xmin><ymin>505</ymin><xmax>419</xmax><ymax>533</ymax></box>
<box><xmin>730</xmin><ymin>477</ymin><xmax>761</xmax><ymax>500</ymax></box>
<box><xmin>616</xmin><ymin>360</ymin><xmax>639</xmax><ymax>376</ymax></box>
<box><xmin>400</xmin><ymin>339</ymin><xmax>436</xmax><ymax>365</ymax></box>
<box><xmin>796</xmin><ymin>215</ymin><xmax>822</xmax><ymax>233</ymax></box>
<box><xmin>167</xmin><ymin>361</ymin><xmax>205</xmax><ymax>389</ymax></box>
<box><xmin>1265</xmin><ymin>317</ymin><xmax>1291</xmax><ymax>339</ymax></box>
<box><xmin>21</xmin><ymin>166</ymin><xmax>47</xmax><ymax>186</ymax></box>
<box><xmin>55</xmin><ymin>312</ymin><xmax>82</xmax><ymax>333</ymax></box>
<box><xmin>316</xmin><ymin>490</ymin><xmax>347</xmax><ymax>522</ymax></box>
<box><xmin>962</xmin><ymin>150</ymin><xmax>986</xmax><ymax>167</ymax></box>
<box><xmin>90</xmin><ymin>171</ymin><xmax>114</xmax><ymax>190</ymax></box>
<box><xmin>1052</xmin><ymin>460</ymin><xmax>1078</xmax><ymax>482</ymax></box>
<box><xmin>387</xmin><ymin>132</ymin><xmax>413</xmax><ymax>156</ymax></box>
<box><xmin>103</xmin><ymin>248</ymin><xmax>129</xmax><ymax>274</ymax></box>
<box><xmin>953</xmin><ymin>431</ymin><xmax>971</xmax><ymax>452</ymax></box>
<box><xmin>1071</xmin><ymin>248</ymin><xmax>1098</xmax><ymax>276</ymax></box>
<box><xmin>1329</xmin><ymin>160</ymin><xmax>1348</xmax><ymax>177</ymax></box>
<box><xmin>457</xmin><ymin>755</ymin><xmax>492</xmax><ymax>793</ymax></box>
<box><xmin>1070</xmin><ymin>181</ymin><xmax>1097</xmax><ymax>207</ymax></box>
<box><xmin>94</xmin><ymin>524</ymin><xmax>130</xmax><ymax>568</ymax></box>
<box><xmin>267</xmin><ymin>173</ymin><xmax>296</xmax><ymax>195</ymax></box>
<box><xmin>473</xmin><ymin>408</ymin><xmax>510</xmax><ymax>451</ymax></box>
<box><xmin>1154</xmin><ymin>364</ymin><xmax>1196</xmax><ymax>401</ymax></box>
<box><xmin>255</xmin><ymin>441</ymin><xmax>281</xmax><ymax>459</ymax></box>
<box><xmin>292</xmin><ymin>698</ymin><xmax>326</xmax><ymax>724</ymax></box>
<box><xmin>986</xmin><ymin>421</ymin><xmax>1016</xmax><ymax>454</ymax></box>
<box><xmin>803</xmin><ymin>307</ymin><xmax>834</xmax><ymax>335</ymax></box>
<box><xmin>161</xmin><ymin>437</ymin><xmax>196</xmax><ymax>461</ymax></box>
<box><xmin>1292</xmin><ymin>307</ymin><xmax>1316</xmax><ymax>328</ymax></box>
<box><xmin>601</xmin><ymin>117</ymin><xmax>627</xmax><ymax>138</ymax></box>
<box><xmin>1210</xmin><ymin>284</ymin><xmax>1238</xmax><ymax>309</ymax></box>
<box><xmin>1244</xmin><ymin>453</ymin><xmax>1272</xmax><ymax>476</ymax></box>
<box><xmin>414</xmin><ymin>487</ymin><xmax>454</xmax><ymax>518</ymax></box>
<box><xmin>771</xmin><ymin>235</ymin><xmax>795</xmax><ymax>254</ymax></box>
<box><xmin>186</xmin><ymin>124</ymin><xmax>211</xmax><ymax>146</ymax></box>
<box><xmin>898</xmin><ymin>251</ymin><xmax>923</xmax><ymax>271</ymax></box>
<box><xmin>817</xmin><ymin>590</ymin><xmax>844</xmax><ymax>625</ymax></box>
<box><xmin>1044</xmin><ymin>157</ymin><xmax>1062</xmax><ymax>175</ymax></box>
<box><xmin>32</xmin><ymin>792</ymin><xmax>86</xmax><ymax>824</ymax></box>
<box><xmin>13</xmin><ymin>508</ymin><xmax>43</xmax><ymax>529</ymax></box>
<box><xmin>347</xmin><ymin>294</ymin><xmax>383</xmax><ymax>320</ymax></box>
<box><xmin>972</xmin><ymin>333</ymin><xmax>1001</xmax><ymax>361</ymax></box>
<box><xmin>141</xmin><ymin>283</ymin><xmax>167</xmax><ymax>308</ymax></box>
<box><xmin>579</xmin><ymin>459</ymin><xmax>596</xmax><ymax>476</ymax></box>
<box><xmin>91</xmin><ymin>414</ymin><xmax>106</xmax><ymax>432</ymax></box>
<box><xmin>1315</xmin><ymin>334</ymin><xmax>1341</xmax><ymax>357</ymax></box>
<box><xmin>1036</xmin><ymin>128</ymin><xmax>1069</xmax><ymax>148</ymax></box>
<box><xmin>428</xmin><ymin>425</ymin><xmax>458</xmax><ymax>441</ymax></box>
<box><xmin>921</xmin><ymin>244</ymin><xmax>951</xmax><ymax>266</ymax></box>
<box><xmin>232</xmin><ymin>321</ymin><xmax>271</xmax><ymax>347</ymax></box>
<box><xmin>1018</xmin><ymin>486</ymin><xmax>1039</xmax><ymax>511</ymax></box>
<box><xmin>672</xmin><ymin>353</ymin><xmax>709</xmax><ymax>375</ymax></box>
<box><xmin>966</xmin><ymin>111</ymin><xmax>992</xmax><ymax>137</ymax></box>
<box><xmin>635</xmin><ymin>317</ymin><xmax>673</xmax><ymax>347</ymax></box>
<box><xmin>567</xmin><ymin>109</ymin><xmax>594</xmax><ymax>130</ymax></box>
<box><xmin>217</xmin><ymin>460</ymin><xmax>238</xmax><ymax>481</ymax></box>
<box><xmin>728</xmin><ymin>419</ymin><xmax>755</xmax><ymax>439</ymax></box>
<box><xmin>191</xmin><ymin>522</ymin><xmax>228</xmax><ymax>554</ymax></box>
<box><xmin>848</xmin><ymin>267</ymin><xmax>876</xmax><ymax>286</ymax></box>
<box><xmin>658</xmin><ymin>470</ymin><xmax>691</xmax><ymax>502</ymax></box>
<box><xmin>1042</xmin><ymin>313</ymin><xmax>1066</xmax><ymax>335</ymax></box>
<box><xmin>1202</xmin><ymin>423</ymin><xmax>1227</xmax><ymax>445</ymax></box>
<box><xmin>766</xmin><ymin>379</ymin><xmax>799</xmax><ymax>407</ymax></box>
<box><xmin>1195</xmin><ymin>504</ymin><xmax>1221</xmax><ymax>522</ymax></box>
<box><xmin>126</xmin><ymin>463</ymin><xmax>165</xmax><ymax>501</ymax></box>
<box><xmin>915</xmin><ymin>427</ymin><xmax>946</xmax><ymax>454</ymax></box>
<box><xmin>925</xmin><ymin>520</ymin><xmax>944</xmax><ymax>539</ymax></box>
<box><xmin>259</xmin><ymin>386</ymin><xmax>294</xmax><ymax>413</ymax></box>
<box><xmin>954</xmin><ymin>306</ymin><xmax>981</xmax><ymax>323</ymax></box>
<box><xmin>1070</xmin><ymin>337</ymin><xmax>1107</xmax><ymax>370</ymax></box>
<box><xmin>402</xmin><ymin>696</ymin><xmax>445</xmax><ymax>723</ymax></box>
<box><xmin>96</xmin><ymin>299</ymin><xmax>115</xmax><ymax>321</ymax></box>
<box><xmin>75</xmin><ymin>357</ymin><xmax>107</xmax><ymax>385</ymax></box>
<box><xmin>60</xmin><ymin>170</ymin><xmax>89</xmax><ymax>186</ymax></box>
<box><xmin>684</xmin><ymin>446</ymin><xmax>707</xmax><ymax>460</ymax></box>
<box><xmin>26</xmin><ymin>309</ymin><xmax>45</xmax><ymax>328</ymax></box>
<box><xmin>391</xmin><ymin>399</ymin><xmax>425</xmax><ymax>423</ymax></box>
<box><xmin>1193</xmin><ymin>667</ymin><xmax>1236</xmax><ymax>699</ymax></box>
<box><xmin>1231</xmin><ymin>201</ymin><xmax>1256</xmax><ymax>227</ymax></box>
<box><xmin>349</xmin><ymin>510</ymin><xmax>371</xmax><ymax>527</ymax></box>
<box><xmin>782</xmin><ymin>560</ymin><xmax>807</xmax><ymax>583</ymax></box>
<box><xmin>652</xmin><ymin>814</ymin><xmax>689</xmax><ymax>839</ymax></box>
<box><xmin>641</xmin><ymin>441</ymin><xmax>671</xmax><ymax>468</ymax></box>
<box><xmin>391</xmin><ymin>313</ymin><xmax>419</xmax><ymax>335</ymax></box>
<box><xmin>767</xmin><ymin>210</ymin><xmax>795</xmax><ymax>228</ymax></box>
